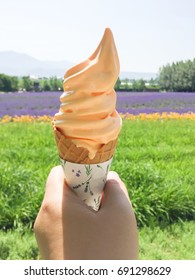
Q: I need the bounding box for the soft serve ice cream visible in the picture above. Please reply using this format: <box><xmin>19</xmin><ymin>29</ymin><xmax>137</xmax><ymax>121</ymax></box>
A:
<box><xmin>54</xmin><ymin>28</ymin><xmax>122</xmax><ymax>159</ymax></box>
<box><xmin>53</xmin><ymin>28</ymin><xmax>122</xmax><ymax>210</ymax></box>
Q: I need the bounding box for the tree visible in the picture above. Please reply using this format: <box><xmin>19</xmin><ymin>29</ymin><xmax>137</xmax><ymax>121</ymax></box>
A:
<box><xmin>21</xmin><ymin>76</ymin><xmax>33</xmax><ymax>91</ymax></box>
<box><xmin>132</xmin><ymin>79</ymin><xmax>145</xmax><ymax>91</ymax></box>
<box><xmin>0</xmin><ymin>74</ymin><xmax>12</xmax><ymax>92</ymax></box>
<box><xmin>11</xmin><ymin>76</ymin><xmax>19</xmax><ymax>91</ymax></box>
<box><xmin>158</xmin><ymin>64</ymin><xmax>173</xmax><ymax>91</ymax></box>
<box><xmin>43</xmin><ymin>79</ymin><xmax>51</xmax><ymax>91</ymax></box>
<box><xmin>114</xmin><ymin>77</ymin><xmax>121</xmax><ymax>91</ymax></box>
<box><xmin>0</xmin><ymin>75</ymin><xmax>4</xmax><ymax>91</ymax></box>
<box><xmin>158</xmin><ymin>59</ymin><xmax>195</xmax><ymax>92</ymax></box>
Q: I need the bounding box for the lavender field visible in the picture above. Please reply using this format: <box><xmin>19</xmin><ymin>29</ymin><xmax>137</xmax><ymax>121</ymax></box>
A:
<box><xmin>1</xmin><ymin>91</ymin><xmax>195</xmax><ymax>117</ymax></box>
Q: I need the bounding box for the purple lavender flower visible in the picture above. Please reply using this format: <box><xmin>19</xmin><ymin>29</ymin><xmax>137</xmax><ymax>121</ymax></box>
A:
<box><xmin>1</xmin><ymin>91</ymin><xmax>195</xmax><ymax>117</ymax></box>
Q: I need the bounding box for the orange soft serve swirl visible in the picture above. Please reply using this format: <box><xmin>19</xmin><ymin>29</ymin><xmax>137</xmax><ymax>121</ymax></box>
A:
<box><xmin>54</xmin><ymin>28</ymin><xmax>122</xmax><ymax>159</ymax></box>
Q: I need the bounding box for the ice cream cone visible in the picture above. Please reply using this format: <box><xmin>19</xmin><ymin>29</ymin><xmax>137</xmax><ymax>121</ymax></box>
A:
<box><xmin>53</xmin><ymin>127</ymin><xmax>118</xmax><ymax>164</ymax></box>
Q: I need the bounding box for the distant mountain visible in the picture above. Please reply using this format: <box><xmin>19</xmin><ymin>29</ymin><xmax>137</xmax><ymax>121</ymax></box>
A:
<box><xmin>0</xmin><ymin>51</ymin><xmax>157</xmax><ymax>80</ymax></box>
<box><xmin>0</xmin><ymin>51</ymin><xmax>73</xmax><ymax>78</ymax></box>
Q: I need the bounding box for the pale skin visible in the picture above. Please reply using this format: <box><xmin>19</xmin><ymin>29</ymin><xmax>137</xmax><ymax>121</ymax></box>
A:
<box><xmin>34</xmin><ymin>166</ymin><xmax>138</xmax><ymax>260</ymax></box>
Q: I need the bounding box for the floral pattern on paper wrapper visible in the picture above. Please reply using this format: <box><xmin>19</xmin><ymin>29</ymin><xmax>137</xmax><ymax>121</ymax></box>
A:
<box><xmin>60</xmin><ymin>158</ymin><xmax>66</xmax><ymax>168</ymax></box>
<box><xmin>60</xmin><ymin>157</ymin><xmax>113</xmax><ymax>211</ymax></box>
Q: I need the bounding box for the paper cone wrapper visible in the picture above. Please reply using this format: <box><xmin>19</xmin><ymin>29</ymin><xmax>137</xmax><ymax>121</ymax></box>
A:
<box><xmin>53</xmin><ymin>127</ymin><xmax>117</xmax><ymax>210</ymax></box>
<box><xmin>60</xmin><ymin>158</ymin><xmax>112</xmax><ymax>211</ymax></box>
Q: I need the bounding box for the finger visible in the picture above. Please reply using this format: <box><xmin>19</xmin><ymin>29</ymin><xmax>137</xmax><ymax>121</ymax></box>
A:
<box><xmin>43</xmin><ymin>165</ymin><xmax>66</xmax><ymax>202</ymax></box>
<box><xmin>107</xmin><ymin>171</ymin><xmax>130</xmax><ymax>199</ymax></box>
<box><xmin>46</xmin><ymin>165</ymin><xmax>65</xmax><ymax>189</ymax></box>
<box><xmin>100</xmin><ymin>172</ymin><xmax>131</xmax><ymax>210</ymax></box>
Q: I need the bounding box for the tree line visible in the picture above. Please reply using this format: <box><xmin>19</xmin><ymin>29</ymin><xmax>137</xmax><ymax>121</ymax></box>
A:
<box><xmin>0</xmin><ymin>58</ymin><xmax>195</xmax><ymax>92</ymax></box>
<box><xmin>158</xmin><ymin>59</ymin><xmax>195</xmax><ymax>92</ymax></box>
<box><xmin>0</xmin><ymin>73</ymin><xmax>156</xmax><ymax>92</ymax></box>
<box><xmin>0</xmin><ymin>73</ymin><xmax>159</xmax><ymax>92</ymax></box>
<box><xmin>0</xmin><ymin>75</ymin><xmax>62</xmax><ymax>92</ymax></box>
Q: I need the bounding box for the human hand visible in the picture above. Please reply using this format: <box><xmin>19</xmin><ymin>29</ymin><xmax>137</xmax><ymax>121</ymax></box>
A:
<box><xmin>34</xmin><ymin>166</ymin><xmax>138</xmax><ymax>260</ymax></box>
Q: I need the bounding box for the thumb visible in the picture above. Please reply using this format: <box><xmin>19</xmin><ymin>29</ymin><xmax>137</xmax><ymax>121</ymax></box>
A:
<box><xmin>100</xmin><ymin>171</ymin><xmax>131</xmax><ymax>210</ymax></box>
<box><xmin>43</xmin><ymin>165</ymin><xmax>65</xmax><ymax>203</ymax></box>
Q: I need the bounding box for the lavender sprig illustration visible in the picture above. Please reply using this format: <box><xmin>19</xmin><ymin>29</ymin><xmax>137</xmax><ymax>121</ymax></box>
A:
<box><xmin>85</xmin><ymin>164</ymin><xmax>92</xmax><ymax>176</ymax></box>
<box><xmin>84</xmin><ymin>180</ymin><xmax>94</xmax><ymax>195</ymax></box>
<box><xmin>97</xmin><ymin>163</ymin><xmax>110</xmax><ymax>183</ymax></box>
<box><xmin>71</xmin><ymin>169</ymin><xmax>81</xmax><ymax>177</ymax></box>
<box><xmin>73</xmin><ymin>175</ymin><xmax>93</xmax><ymax>196</ymax></box>
<box><xmin>97</xmin><ymin>164</ymin><xmax>104</xmax><ymax>170</ymax></box>
<box><xmin>94</xmin><ymin>195</ymin><xmax>101</xmax><ymax>210</ymax></box>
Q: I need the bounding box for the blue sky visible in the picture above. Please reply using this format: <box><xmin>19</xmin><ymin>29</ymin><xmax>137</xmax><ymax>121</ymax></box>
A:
<box><xmin>0</xmin><ymin>0</ymin><xmax>195</xmax><ymax>72</ymax></box>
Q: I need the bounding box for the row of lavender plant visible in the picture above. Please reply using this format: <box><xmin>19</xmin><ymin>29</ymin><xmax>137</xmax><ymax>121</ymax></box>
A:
<box><xmin>1</xmin><ymin>91</ymin><xmax>195</xmax><ymax>117</ymax></box>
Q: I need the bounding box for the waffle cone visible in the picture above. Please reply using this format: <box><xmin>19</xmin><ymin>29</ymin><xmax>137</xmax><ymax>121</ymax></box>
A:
<box><xmin>53</xmin><ymin>128</ymin><xmax>117</xmax><ymax>164</ymax></box>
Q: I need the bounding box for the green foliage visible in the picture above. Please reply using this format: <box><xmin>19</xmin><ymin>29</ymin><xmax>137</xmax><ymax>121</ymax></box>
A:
<box><xmin>49</xmin><ymin>76</ymin><xmax>62</xmax><ymax>91</ymax></box>
<box><xmin>0</xmin><ymin>123</ymin><xmax>59</xmax><ymax>229</ymax></box>
<box><xmin>0</xmin><ymin>229</ymin><xmax>39</xmax><ymax>260</ymax></box>
<box><xmin>139</xmin><ymin>221</ymin><xmax>195</xmax><ymax>260</ymax></box>
<box><xmin>21</xmin><ymin>76</ymin><xmax>33</xmax><ymax>91</ymax></box>
<box><xmin>112</xmin><ymin>120</ymin><xmax>195</xmax><ymax>227</ymax></box>
<box><xmin>132</xmin><ymin>79</ymin><xmax>146</xmax><ymax>91</ymax></box>
<box><xmin>0</xmin><ymin>74</ymin><xmax>63</xmax><ymax>92</ymax></box>
<box><xmin>114</xmin><ymin>78</ymin><xmax>160</xmax><ymax>92</ymax></box>
<box><xmin>42</xmin><ymin>79</ymin><xmax>51</xmax><ymax>91</ymax></box>
<box><xmin>114</xmin><ymin>77</ymin><xmax>121</xmax><ymax>91</ymax></box>
<box><xmin>0</xmin><ymin>74</ymin><xmax>19</xmax><ymax>92</ymax></box>
<box><xmin>159</xmin><ymin>58</ymin><xmax>195</xmax><ymax>92</ymax></box>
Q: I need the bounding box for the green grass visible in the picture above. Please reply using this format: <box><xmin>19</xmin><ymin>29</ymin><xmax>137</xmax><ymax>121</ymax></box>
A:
<box><xmin>0</xmin><ymin>122</ymin><xmax>59</xmax><ymax>229</ymax></box>
<box><xmin>0</xmin><ymin>120</ymin><xmax>195</xmax><ymax>259</ymax></box>
<box><xmin>139</xmin><ymin>221</ymin><xmax>195</xmax><ymax>260</ymax></box>
<box><xmin>113</xmin><ymin>120</ymin><xmax>195</xmax><ymax>227</ymax></box>
<box><xmin>0</xmin><ymin>228</ymin><xmax>39</xmax><ymax>260</ymax></box>
<box><xmin>0</xmin><ymin>221</ymin><xmax>194</xmax><ymax>260</ymax></box>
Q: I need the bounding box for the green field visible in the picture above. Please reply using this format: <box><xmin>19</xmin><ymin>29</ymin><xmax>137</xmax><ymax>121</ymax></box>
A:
<box><xmin>0</xmin><ymin>120</ymin><xmax>195</xmax><ymax>259</ymax></box>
